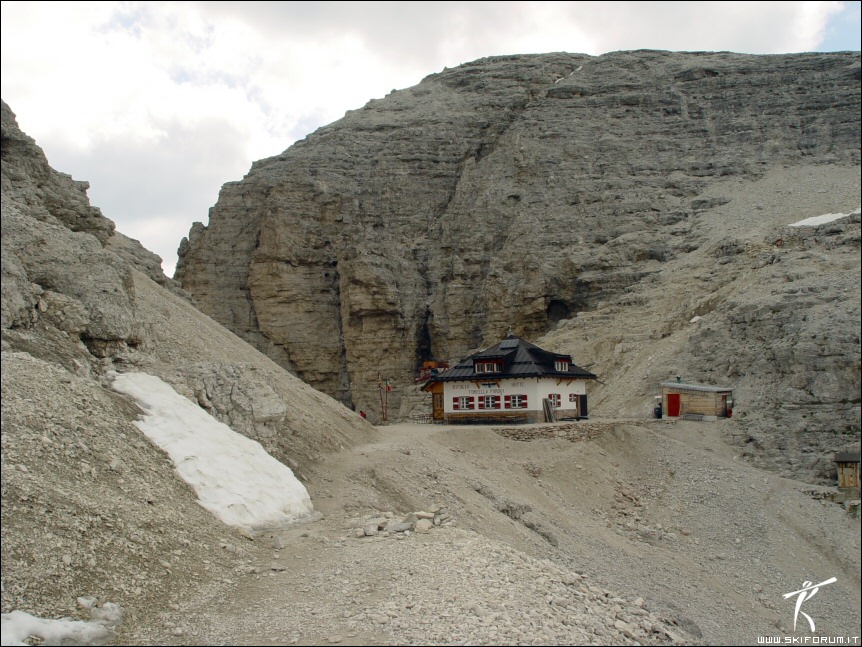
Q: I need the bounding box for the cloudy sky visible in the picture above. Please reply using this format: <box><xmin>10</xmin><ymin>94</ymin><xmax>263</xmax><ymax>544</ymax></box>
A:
<box><xmin>2</xmin><ymin>1</ymin><xmax>860</xmax><ymax>276</ymax></box>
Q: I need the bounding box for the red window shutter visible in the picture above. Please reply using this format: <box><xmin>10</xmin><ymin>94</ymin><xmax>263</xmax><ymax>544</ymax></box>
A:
<box><xmin>504</xmin><ymin>395</ymin><xmax>511</xmax><ymax>409</ymax></box>
<box><xmin>478</xmin><ymin>397</ymin><xmax>485</xmax><ymax>410</ymax></box>
<box><xmin>453</xmin><ymin>397</ymin><xmax>460</xmax><ymax>411</ymax></box>
<box><xmin>522</xmin><ymin>396</ymin><xmax>528</xmax><ymax>408</ymax></box>
<box><xmin>494</xmin><ymin>396</ymin><xmax>501</xmax><ymax>409</ymax></box>
<box><xmin>468</xmin><ymin>397</ymin><xmax>475</xmax><ymax>409</ymax></box>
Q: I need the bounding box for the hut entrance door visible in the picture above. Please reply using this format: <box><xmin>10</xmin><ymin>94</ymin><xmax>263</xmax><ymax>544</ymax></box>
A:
<box><xmin>432</xmin><ymin>393</ymin><xmax>444</xmax><ymax>420</ymax></box>
<box><xmin>667</xmin><ymin>393</ymin><xmax>681</xmax><ymax>417</ymax></box>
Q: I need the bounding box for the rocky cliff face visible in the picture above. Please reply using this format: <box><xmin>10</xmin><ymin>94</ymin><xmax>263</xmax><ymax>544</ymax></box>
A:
<box><xmin>1</xmin><ymin>99</ymin><xmax>373</xmax><ymax>622</ymax></box>
<box><xmin>175</xmin><ymin>50</ymin><xmax>861</xmax><ymax>439</ymax></box>
<box><xmin>537</xmin><ymin>164</ymin><xmax>860</xmax><ymax>483</ymax></box>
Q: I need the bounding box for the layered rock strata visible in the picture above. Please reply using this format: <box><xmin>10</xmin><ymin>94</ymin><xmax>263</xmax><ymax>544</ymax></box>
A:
<box><xmin>175</xmin><ymin>50</ymin><xmax>861</xmax><ymax>427</ymax></box>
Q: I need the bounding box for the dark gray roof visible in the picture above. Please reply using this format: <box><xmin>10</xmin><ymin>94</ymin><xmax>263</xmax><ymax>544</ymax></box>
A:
<box><xmin>424</xmin><ymin>335</ymin><xmax>597</xmax><ymax>385</ymax></box>
<box><xmin>834</xmin><ymin>451</ymin><xmax>861</xmax><ymax>463</ymax></box>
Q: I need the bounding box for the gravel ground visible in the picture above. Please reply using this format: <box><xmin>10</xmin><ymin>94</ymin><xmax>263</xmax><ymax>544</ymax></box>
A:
<box><xmin>115</xmin><ymin>420</ymin><xmax>861</xmax><ymax>646</ymax></box>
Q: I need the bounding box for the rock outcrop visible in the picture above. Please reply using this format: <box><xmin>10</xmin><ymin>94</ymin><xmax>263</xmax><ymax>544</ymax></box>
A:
<box><xmin>175</xmin><ymin>50</ymin><xmax>860</xmax><ymax>479</ymax></box>
<box><xmin>1</xmin><ymin>99</ymin><xmax>373</xmax><ymax>622</ymax></box>
<box><xmin>538</xmin><ymin>165</ymin><xmax>860</xmax><ymax>484</ymax></box>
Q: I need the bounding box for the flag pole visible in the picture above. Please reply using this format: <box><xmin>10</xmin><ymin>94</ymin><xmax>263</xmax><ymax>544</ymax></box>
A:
<box><xmin>384</xmin><ymin>378</ymin><xmax>389</xmax><ymax>424</ymax></box>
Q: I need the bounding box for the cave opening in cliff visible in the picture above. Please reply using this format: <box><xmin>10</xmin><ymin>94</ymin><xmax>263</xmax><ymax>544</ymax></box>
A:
<box><xmin>415</xmin><ymin>309</ymin><xmax>434</xmax><ymax>373</ymax></box>
<box><xmin>546</xmin><ymin>299</ymin><xmax>571</xmax><ymax>326</ymax></box>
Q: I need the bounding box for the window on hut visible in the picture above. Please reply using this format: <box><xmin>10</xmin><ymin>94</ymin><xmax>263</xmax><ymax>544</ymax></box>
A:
<box><xmin>475</xmin><ymin>361</ymin><xmax>500</xmax><ymax>374</ymax></box>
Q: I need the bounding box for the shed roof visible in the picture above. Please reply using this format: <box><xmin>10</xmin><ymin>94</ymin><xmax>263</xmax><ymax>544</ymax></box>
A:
<box><xmin>834</xmin><ymin>451</ymin><xmax>861</xmax><ymax>463</ymax></box>
<box><xmin>422</xmin><ymin>335</ymin><xmax>596</xmax><ymax>387</ymax></box>
<box><xmin>660</xmin><ymin>382</ymin><xmax>733</xmax><ymax>393</ymax></box>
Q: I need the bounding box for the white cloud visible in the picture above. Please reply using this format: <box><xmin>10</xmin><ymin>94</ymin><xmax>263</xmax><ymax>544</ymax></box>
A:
<box><xmin>565</xmin><ymin>1</ymin><xmax>848</xmax><ymax>54</ymax></box>
<box><xmin>1</xmin><ymin>1</ymin><xmax>858</xmax><ymax>276</ymax></box>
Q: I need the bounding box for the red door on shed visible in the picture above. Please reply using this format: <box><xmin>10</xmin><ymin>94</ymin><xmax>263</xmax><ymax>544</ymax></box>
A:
<box><xmin>667</xmin><ymin>393</ymin><xmax>681</xmax><ymax>417</ymax></box>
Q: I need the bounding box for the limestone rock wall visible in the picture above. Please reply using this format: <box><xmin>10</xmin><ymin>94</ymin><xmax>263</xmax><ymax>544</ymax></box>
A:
<box><xmin>176</xmin><ymin>51</ymin><xmax>861</xmax><ymax>424</ymax></box>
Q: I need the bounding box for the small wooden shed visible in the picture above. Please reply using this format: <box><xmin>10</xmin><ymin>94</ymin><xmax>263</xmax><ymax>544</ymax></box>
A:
<box><xmin>660</xmin><ymin>381</ymin><xmax>733</xmax><ymax>420</ymax></box>
<box><xmin>834</xmin><ymin>451</ymin><xmax>860</xmax><ymax>498</ymax></box>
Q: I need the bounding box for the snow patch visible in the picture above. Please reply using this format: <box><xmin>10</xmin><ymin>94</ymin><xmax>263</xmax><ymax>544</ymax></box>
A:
<box><xmin>1</xmin><ymin>605</ymin><xmax>120</xmax><ymax>646</ymax></box>
<box><xmin>109</xmin><ymin>372</ymin><xmax>315</xmax><ymax>531</ymax></box>
<box><xmin>789</xmin><ymin>207</ymin><xmax>860</xmax><ymax>227</ymax></box>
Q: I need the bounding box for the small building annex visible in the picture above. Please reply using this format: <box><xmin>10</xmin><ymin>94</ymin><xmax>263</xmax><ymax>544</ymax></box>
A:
<box><xmin>421</xmin><ymin>334</ymin><xmax>597</xmax><ymax>424</ymax></box>
<box><xmin>834</xmin><ymin>451</ymin><xmax>860</xmax><ymax>499</ymax></box>
<box><xmin>659</xmin><ymin>381</ymin><xmax>734</xmax><ymax>420</ymax></box>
